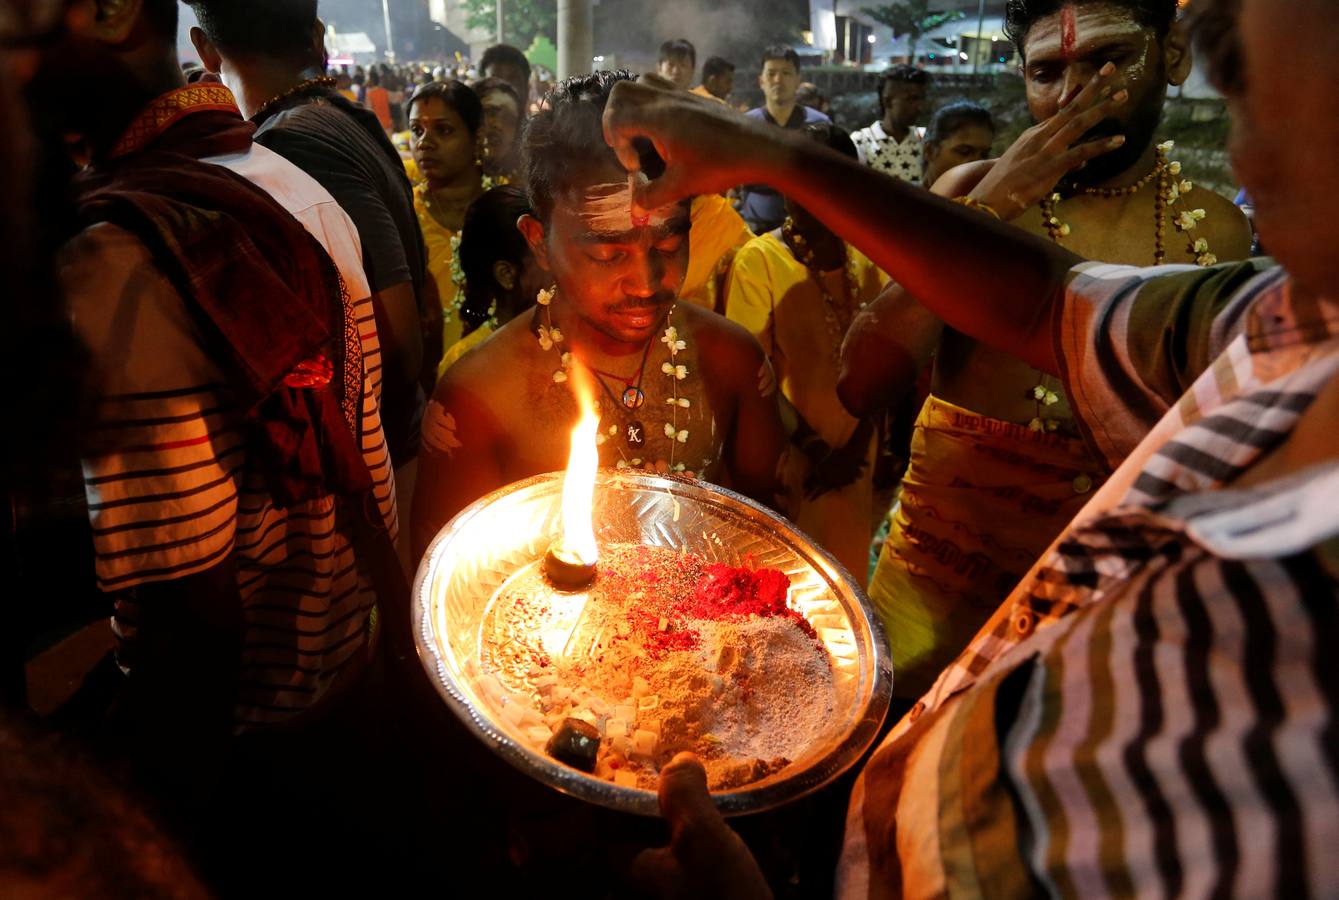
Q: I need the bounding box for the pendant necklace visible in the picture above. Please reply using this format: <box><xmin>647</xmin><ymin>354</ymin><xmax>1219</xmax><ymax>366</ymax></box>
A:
<box><xmin>589</xmin><ymin>333</ymin><xmax>655</xmax><ymax>413</ymax></box>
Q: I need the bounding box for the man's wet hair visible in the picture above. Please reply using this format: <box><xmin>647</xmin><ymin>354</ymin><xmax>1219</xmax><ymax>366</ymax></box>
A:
<box><xmin>1004</xmin><ymin>0</ymin><xmax>1179</xmax><ymax>57</ymax></box>
<box><xmin>659</xmin><ymin>39</ymin><xmax>697</xmax><ymax>66</ymax></box>
<box><xmin>408</xmin><ymin>80</ymin><xmax>483</xmax><ymax>135</ymax></box>
<box><xmin>702</xmin><ymin>56</ymin><xmax>736</xmax><ymax>80</ymax></box>
<box><xmin>143</xmin><ymin>0</ymin><xmax>178</xmax><ymax>39</ymax></box>
<box><xmin>187</xmin><ymin>0</ymin><xmax>318</xmax><ymax>60</ymax></box>
<box><xmin>801</xmin><ymin>122</ymin><xmax>859</xmax><ymax>161</ymax></box>
<box><xmin>926</xmin><ymin>101</ymin><xmax>995</xmax><ymax>143</ymax></box>
<box><xmin>481</xmin><ymin>44</ymin><xmax>532</xmax><ymax>81</ymax></box>
<box><xmin>524</xmin><ymin>70</ymin><xmax>662</xmax><ymax>223</ymax></box>
<box><xmin>459</xmin><ymin>186</ymin><xmax>534</xmax><ymax>329</ymax></box>
<box><xmin>760</xmin><ymin>45</ymin><xmax>801</xmax><ymax>71</ymax></box>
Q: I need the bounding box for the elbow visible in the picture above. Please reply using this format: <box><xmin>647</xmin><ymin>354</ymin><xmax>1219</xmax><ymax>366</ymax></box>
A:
<box><xmin>838</xmin><ymin>337</ymin><xmax>916</xmax><ymax>418</ymax></box>
<box><xmin>836</xmin><ymin>365</ymin><xmax>876</xmax><ymax>418</ymax></box>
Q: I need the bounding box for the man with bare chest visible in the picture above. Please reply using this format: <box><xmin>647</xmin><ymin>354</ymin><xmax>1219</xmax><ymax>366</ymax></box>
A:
<box><xmin>411</xmin><ymin>72</ymin><xmax>786</xmax><ymax>558</ymax></box>
<box><xmin>839</xmin><ymin>0</ymin><xmax>1253</xmax><ymax>700</ymax></box>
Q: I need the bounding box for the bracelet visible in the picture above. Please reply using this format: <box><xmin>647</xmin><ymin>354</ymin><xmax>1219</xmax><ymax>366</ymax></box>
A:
<box><xmin>952</xmin><ymin>195</ymin><xmax>1002</xmax><ymax>221</ymax></box>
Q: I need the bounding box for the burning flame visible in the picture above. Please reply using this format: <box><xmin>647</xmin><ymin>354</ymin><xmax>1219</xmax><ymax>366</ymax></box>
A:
<box><xmin>559</xmin><ymin>366</ymin><xmax>600</xmax><ymax>566</ymax></box>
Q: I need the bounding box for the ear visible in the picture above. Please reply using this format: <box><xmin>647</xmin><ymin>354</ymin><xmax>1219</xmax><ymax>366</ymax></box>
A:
<box><xmin>923</xmin><ymin>139</ymin><xmax>941</xmax><ymax>162</ymax></box>
<box><xmin>90</xmin><ymin>0</ymin><xmax>142</xmax><ymax>44</ymax></box>
<box><xmin>493</xmin><ymin>260</ymin><xmax>518</xmax><ymax>292</ymax></box>
<box><xmin>1164</xmin><ymin>20</ymin><xmax>1193</xmax><ymax>87</ymax></box>
<box><xmin>516</xmin><ymin>214</ymin><xmax>551</xmax><ymax>272</ymax></box>
<box><xmin>189</xmin><ymin>26</ymin><xmax>223</xmax><ymax>74</ymax></box>
<box><xmin>312</xmin><ymin>18</ymin><xmax>329</xmax><ymax>67</ymax></box>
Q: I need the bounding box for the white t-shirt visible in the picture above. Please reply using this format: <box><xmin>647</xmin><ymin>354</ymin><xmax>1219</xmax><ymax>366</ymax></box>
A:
<box><xmin>851</xmin><ymin>120</ymin><xmax>925</xmax><ymax>183</ymax></box>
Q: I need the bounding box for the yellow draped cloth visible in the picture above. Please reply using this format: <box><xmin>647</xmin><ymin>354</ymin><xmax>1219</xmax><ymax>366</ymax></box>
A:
<box><xmin>410</xmin><ymin>180</ymin><xmax>464</xmax><ymax>359</ymax></box>
<box><xmin>681</xmin><ymin>194</ymin><xmax>754</xmax><ymax>312</ymax></box>
<box><xmin>436</xmin><ymin>321</ymin><xmax>493</xmax><ymax>380</ymax></box>
<box><xmin>726</xmin><ymin>232</ymin><xmax>888</xmax><ymax>580</ymax></box>
<box><xmin>869</xmin><ymin>393</ymin><xmax>1102</xmax><ymax>698</ymax></box>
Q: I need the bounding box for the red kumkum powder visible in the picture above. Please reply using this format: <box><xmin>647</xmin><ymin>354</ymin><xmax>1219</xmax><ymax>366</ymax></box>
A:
<box><xmin>688</xmin><ymin>564</ymin><xmax>818</xmax><ymax>639</ymax></box>
<box><xmin>603</xmin><ymin>551</ymin><xmax>818</xmax><ymax>658</ymax></box>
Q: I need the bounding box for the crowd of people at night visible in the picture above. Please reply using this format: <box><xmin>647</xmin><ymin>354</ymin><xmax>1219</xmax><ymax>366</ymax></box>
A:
<box><xmin>2</xmin><ymin>0</ymin><xmax>1336</xmax><ymax>896</ymax></box>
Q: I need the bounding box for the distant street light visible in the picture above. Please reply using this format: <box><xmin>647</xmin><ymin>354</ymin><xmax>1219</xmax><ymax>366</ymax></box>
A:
<box><xmin>867</xmin><ymin>33</ymin><xmax>877</xmax><ymax>43</ymax></box>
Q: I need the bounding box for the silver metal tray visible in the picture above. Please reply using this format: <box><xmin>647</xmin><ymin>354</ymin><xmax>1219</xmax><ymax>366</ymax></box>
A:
<box><xmin>412</xmin><ymin>469</ymin><xmax>892</xmax><ymax>816</ymax></box>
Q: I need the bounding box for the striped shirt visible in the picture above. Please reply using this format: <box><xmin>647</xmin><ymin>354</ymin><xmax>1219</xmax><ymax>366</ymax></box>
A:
<box><xmin>839</xmin><ymin>260</ymin><xmax>1339</xmax><ymax>897</ymax></box>
<box><xmin>63</xmin><ymin>140</ymin><xmax>398</xmax><ymax>730</ymax></box>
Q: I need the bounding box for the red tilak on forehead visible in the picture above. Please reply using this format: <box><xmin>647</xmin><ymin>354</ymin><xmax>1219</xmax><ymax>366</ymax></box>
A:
<box><xmin>1060</xmin><ymin>5</ymin><xmax>1078</xmax><ymax>60</ymax></box>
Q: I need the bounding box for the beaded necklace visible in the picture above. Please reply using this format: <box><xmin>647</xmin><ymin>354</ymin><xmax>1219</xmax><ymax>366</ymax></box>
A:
<box><xmin>780</xmin><ymin>217</ymin><xmax>865</xmax><ymax>362</ymax></box>
<box><xmin>1039</xmin><ymin>142</ymin><xmax>1218</xmax><ymax>267</ymax></box>
<box><xmin>251</xmin><ymin>76</ymin><xmax>337</xmax><ymax>122</ymax></box>
<box><xmin>1031</xmin><ymin>142</ymin><xmax>1218</xmax><ymax>431</ymax></box>
<box><xmin>535</xmin><ymin>288</ymin><xmax>694</xmax><ymax>472</ymax></box>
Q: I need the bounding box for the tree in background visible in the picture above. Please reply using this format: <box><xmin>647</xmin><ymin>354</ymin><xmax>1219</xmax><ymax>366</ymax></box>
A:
<box><xmin>465</xmin><ymin>0</ymin><xmax>557</xmax><ymax>50</ymax></box>
<box><xmin>862</xmin><ymin>0</ymin><xmax>964</xmax><ymax>63</ymax></box>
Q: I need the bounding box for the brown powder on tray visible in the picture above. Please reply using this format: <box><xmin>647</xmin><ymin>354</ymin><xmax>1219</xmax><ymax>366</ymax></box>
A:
<box><xmin>484</xmin><ymin>543</ymin><xmax>837</xmax><ymax>791</ymax></box>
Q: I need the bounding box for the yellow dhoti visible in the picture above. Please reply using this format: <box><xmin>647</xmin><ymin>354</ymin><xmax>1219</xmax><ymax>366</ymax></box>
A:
<box><xmin>870</xmin><ymin>393</ymin><xmax>1102</xmax><ymax>698</ymax></box>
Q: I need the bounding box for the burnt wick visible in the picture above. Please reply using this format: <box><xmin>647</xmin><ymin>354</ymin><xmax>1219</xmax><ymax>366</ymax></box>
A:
<box><xmin>544</xmin><ymin>541</ymin><xmax>597</xmax><ymax>590</ymax></box>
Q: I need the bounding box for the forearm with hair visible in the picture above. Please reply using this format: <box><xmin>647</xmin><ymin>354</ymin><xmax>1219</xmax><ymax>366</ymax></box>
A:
<box><xmin>743</xmin><ymin>136</ymin><xmax>1081</xmax><ymax>375</ymax></box>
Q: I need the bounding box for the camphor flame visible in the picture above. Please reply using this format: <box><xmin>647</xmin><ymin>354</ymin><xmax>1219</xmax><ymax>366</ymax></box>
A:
<box><xmin>559</xmin><ymin>365</ymin><xmax>600</xmax><ymax>566</ymax></box>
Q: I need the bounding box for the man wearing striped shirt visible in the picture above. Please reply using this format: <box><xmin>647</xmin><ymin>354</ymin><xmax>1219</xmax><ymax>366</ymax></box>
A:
<box><xmin>40</xmin><ymin>0</ymin><xmax>398</xmax><ymax>771</ymax></box>
<box><xmin>603</xmin><ymin>0</ymin><xmax>1338</xmax><ymax>894</ymax></box>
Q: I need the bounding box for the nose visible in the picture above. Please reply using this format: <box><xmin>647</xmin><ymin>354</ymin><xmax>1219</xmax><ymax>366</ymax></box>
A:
<box><xmin>622</xmin><ymin>250</ymin><xmax>663</xmax><ymax>299</ymax></box>
<box><xmin>1059</xmin><ymin>64</ymin><xmax>1094</xmax><ymax>107</ymax></box>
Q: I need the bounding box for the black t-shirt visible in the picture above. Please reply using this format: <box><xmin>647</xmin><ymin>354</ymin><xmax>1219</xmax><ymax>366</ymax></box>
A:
<box><xmin>254</xmin><ymin>91</ymin><xmax>426</xmax><ymax>298</ymax></box>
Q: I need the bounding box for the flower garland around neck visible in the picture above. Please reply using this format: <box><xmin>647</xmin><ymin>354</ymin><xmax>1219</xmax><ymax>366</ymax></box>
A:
<box><xmin>1040</xmin><ymin>140</ymin><xmax>1218</xmax><ymax>267</ymax></box>
<box><xmin>1029</xmin><ymin>140</ymin><xmax>1218</xmax><ymax>434</ymax></box>
<box><xmin>781</xmin><ymin>217</ymin><xmax>864</xmax><ymax>362</ymax></box>
<box><xmin>536</xmin><ymin>286</ymin><xmax>692</xmax><ymax>473</ymax></box>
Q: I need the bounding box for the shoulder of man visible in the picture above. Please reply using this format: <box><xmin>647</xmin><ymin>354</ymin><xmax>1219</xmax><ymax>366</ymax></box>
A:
<box><xmin>681</xmin><ymin>302</ymin><xmax>766</xmax><ymax>376</ymax></box>
<box><xmin>207</xmin><ymin>142</ymin><xmax>371</xmax><ymax>298</ymax></box>
<box><xmin>256</xmin><ymin>102</ymin><xmax>376</xmax><ymax>164</ymax></box>
<box><xmin>928</xmin><ymin>158</ymin><xmax>996</xmax><ymax>197</ymax></box>
<box><xmin>850</xmin><ymin>122</ymin><xmax>876</xmax><ymax>142</ymax></box>
<box><xmin>1182</xmin><ymin>183</ymin><xmax>1254</xmax><ymax>262</ymax></box>
<box><xmin>439</xmin><ymin>315</ymin><xmax>535</xmax><ymax>400</ymax></box>
<box><xmin>803</xmin><ymin>107</ymin><xmax>831</xmax><ymax>124</ymax></box>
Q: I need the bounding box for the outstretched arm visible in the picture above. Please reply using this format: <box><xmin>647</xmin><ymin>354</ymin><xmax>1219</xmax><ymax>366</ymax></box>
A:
<box><xmin>605</xmin><ymin>65</ymin><xmax>1129</xmax><ymax>375</ymax></box>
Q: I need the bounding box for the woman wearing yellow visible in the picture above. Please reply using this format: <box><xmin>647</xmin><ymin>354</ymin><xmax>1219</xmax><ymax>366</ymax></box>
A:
<box><xmin>725</xmin><ymin>124</ymin><xmax>888</xmax><ymax>580</ymax></box>
<box><xmin>406</xmin><ymin>81</ymin><xmax>485</xmax><ymax>375</ymax></box>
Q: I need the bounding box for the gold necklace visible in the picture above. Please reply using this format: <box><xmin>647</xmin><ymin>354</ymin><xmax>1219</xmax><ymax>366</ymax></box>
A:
<box><xmin>781</xmin><ymin>217</ymin><xmax>863</xmax><ymax>362</ymax></box>
<box><xmin>252</xmin><ymin>76</ymin><xmax>337</xmax><ymax>121</ymax></box>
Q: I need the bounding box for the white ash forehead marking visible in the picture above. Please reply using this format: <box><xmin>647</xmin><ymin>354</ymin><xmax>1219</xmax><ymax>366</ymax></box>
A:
<box><xmin>578</xmin><ymin>176</ymin><xmax>679</xmax><ymax>230</ymax></box>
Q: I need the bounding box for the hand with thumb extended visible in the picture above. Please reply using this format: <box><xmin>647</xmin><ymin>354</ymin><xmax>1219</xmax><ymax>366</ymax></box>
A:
<box><xmin>626</xmin><ymin>753</ymin><xmax>773</xmax><ymax>899</ymax></box>
<box><xmin>603</xmin><ymin>77</ymin><xmax>783</xmax><ymax>210</ymax></box>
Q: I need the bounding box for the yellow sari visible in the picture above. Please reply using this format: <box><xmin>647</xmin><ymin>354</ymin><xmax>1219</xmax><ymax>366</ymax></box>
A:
<box><xmin>411</xmin><ymin>180</ymin><xmax>465</xmax><ymax>358</ymax></box>
<box><xmin>725</xmin><ymin>232</ymin><xmax>888</xmax><ymax>580</ymax></box>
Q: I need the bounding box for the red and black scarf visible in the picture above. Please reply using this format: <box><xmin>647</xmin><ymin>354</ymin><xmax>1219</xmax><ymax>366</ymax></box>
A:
<box><xmin>74</xmin><ymin>85</ymin><xmax>371</xmax><ymax>506</ymax></box>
